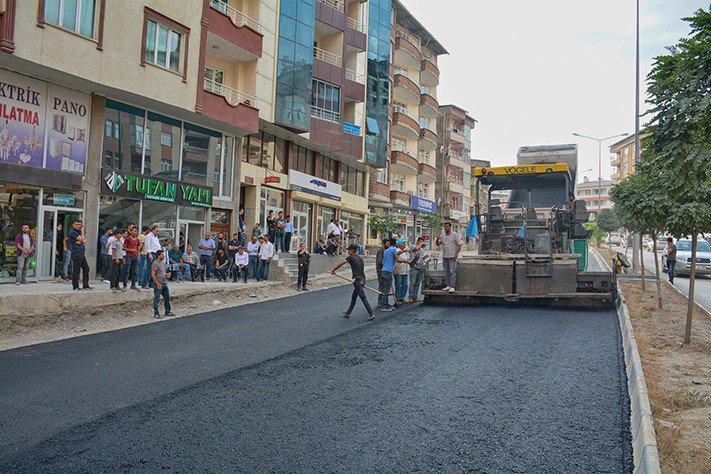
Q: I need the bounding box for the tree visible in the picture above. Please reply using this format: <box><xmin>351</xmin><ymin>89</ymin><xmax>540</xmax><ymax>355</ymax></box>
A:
<box><xmin>421</xmin><ymin>212</ymin><xmax>445</xmax><ymax>232</ymax></box>
<box><xmin>369</xmin><ymin>215</ymin><xmax>397</xmax><ymax>240</ymax></box>
<box><xmin>610</xmin><ymin>172</ymin><xmax>670</xmax><ymax>308</ymax></box>
<box><xmin>596</xmin><ymin>209</ymin><xmax>620</xmax><ymax>235</ymax></box>
<box><xmin>643</xmin><ymin>9</ymin><xmax>711</xmax><ymax>343</ymax></box>
<box><xmin>584</xmin><ymin>222</ymin><xmax>605</xmax><ymax>247</ymax></box>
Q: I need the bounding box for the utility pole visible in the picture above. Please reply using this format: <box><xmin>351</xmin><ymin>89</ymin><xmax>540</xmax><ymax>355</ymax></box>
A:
<box><xmin>632</xmin><ymin>0</ymin><xmax>642</xmax><ymax>273</ymax></box>
<box><xmin>572</xmin><ymin>132</ymin><xmax>628</xmax><ymax>210</ymax></box>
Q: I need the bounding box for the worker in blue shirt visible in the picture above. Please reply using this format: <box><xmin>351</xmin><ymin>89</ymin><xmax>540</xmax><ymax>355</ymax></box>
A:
<box><xmin>378</xmin><ymin>238</ymin><xmax>397</xmax><ymax>311</ymax></box>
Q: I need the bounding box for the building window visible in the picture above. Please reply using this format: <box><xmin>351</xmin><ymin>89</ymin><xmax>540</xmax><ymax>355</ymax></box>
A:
<box><xmin>392</xmin><ymin>173</ymin><xmax>405</xmax><ymax>192</ymax></box>
<box><xmin>141</xmin><ymin>8</ymin><xmax>190</xmax><ymax>81</ymax></box>
<box><xmin>160</xmin><ymin>132</ymin><xmax>173</xmax><ymax>147</ymax></box>
<box><xmin>376</xmin><ymin>163</ymin><xmax>388</xmax><ymax>184</ymax></box>
<box><xmin>417</xmin><ymin>183</ymin><xmax>429</xmax><ymax>198</ymax></box>
<box><xmin>161</xmin><ymin>159</ymin><xmax>172</xmax><ymax>172</ymax></box>
<box><xmin>104</xmin><ymin>151</ymin><xmax>113</xmax><ymax>168</ymax></box>
<box><xmin>104</xmin><ymin>120</ymin><xmax>113</xmax><ymax>138</ymax></box>
<box><xmin>311</xmin><ymin>80</ymin><xmax>341</xmax><ymax>122</ymax></box>
<box><xmin>419</xmin><ymin>116</ymin><xmax>430</xmax><ymax>130</ymax></box>
<box><xmin>204</xmin><ymin>66</ymin><xmax>224</xmax><ymax>92</ymax></box>
<box><xmin>44</xmin><ymin>0</ymin><xmax>96</xmax><ymax>38</ymax></box>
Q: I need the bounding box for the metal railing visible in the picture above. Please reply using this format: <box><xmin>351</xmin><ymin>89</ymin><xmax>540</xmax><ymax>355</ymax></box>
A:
<box><xmin>396</xmin><ymin>28</ymin><xmax>420</xmax><ymax>48</ymax></box>
<box><xmin>345</xmin><ymin>68</ymin><xmax>365</xmax><ymax>84</ymax></box>
<box><xmin>311</xmin><ymin>105</ymin><xmax>340</xmax><ymax>123</ymax></box>
<box><xmin>394</xmin><ymin>68</ymin><xmax>411</xmax><ymax>79</ymax></box>
<box><xmin>420</xmin><ymin>121</ymin><xmax>437</xmax><ymax>133</ymax></box>
<box><xmin>210</xmin><ymin>0</ymin><xmax>262</xmax><ymax>32</ymax></box>
<box><xmin>393</xmin><ymin>104</ymin><xmax>418</xmax><ymax>122</ymax></box>
<box><xmin>346</xmin><ymin>16</ymin><xmax>366</xmax><ymax>33</ymax></box>
<box><xmin>313</xmin><ymin>46</ymin><xmax>342</xmax><ymax>67</ymax></box>
<box><xmin>203</xmin><ymin>77</ymin><xmax>259</xmax><ymax>108</ymax></box>
<box><xmin>391</xmin><ymin>142</ymin><xmax>416</xmax><ymax>158</ymax></box>
<box><xmin>317</xmin><ymin>0</ymin><xmax>344</xmax><ymax>11</ymax></box>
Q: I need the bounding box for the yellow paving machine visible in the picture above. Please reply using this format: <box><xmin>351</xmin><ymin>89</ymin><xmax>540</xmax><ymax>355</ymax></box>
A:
<box><xmin>422</xmin><ymin>163</ymin><xmax>617</xmax><ymax>309</ymax></box>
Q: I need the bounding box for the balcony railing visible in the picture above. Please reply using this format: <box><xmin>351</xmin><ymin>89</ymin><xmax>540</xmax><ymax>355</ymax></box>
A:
<box><xmin>311</xmin><ymin>105</ymin><xmax>340</xmax><ymax>123</ymax></box>
<box><xmin>343</xmin><ymin>122</ymin><xmax>361</xmax><ymax>136</ymax></box>
<box><xmin>204</xmin><ymin>77</ymin><xmax>258</xmax><ymax>108</ymax></box>
<box><xmin>314</xmin><ymin>46</ymin><xmax>342</xmax><ymax>67</ymax></box>
<box><xmin>393</xmin><ymin>105</ymin><xmax>418</xmax><ymax>122</ymax></box>
<box><xmin>346</xmin><ymin>16</ymin><xmax>366</xmax><ymax>33</ymax></box>
<box><xmin>345</xmin><ymin>68</ymin><xmax>365</xmax><ymax>84</ymax></box>
<box><xmin>395</xmin><ymin>29</ymin><xmax>420</xmax><ymax>48</ymax></box>
<box><xmin>317</xmin><ymin>0</ymin><xmax>344</xmax><ymax>11</ymax></box>
<box><xmin>391</xmin><ymin>143</ymin><xmax>416</xmax><ymax>157</ymax></box>
<box><xmin>210</xmin><ymin>0</ymin><xmax>262</xmax><ymax>32</ymax></box>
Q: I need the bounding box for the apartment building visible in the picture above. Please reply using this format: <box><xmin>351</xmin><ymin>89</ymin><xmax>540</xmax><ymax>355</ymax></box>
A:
<box><xmin>0</xmin><ymin>0</ymin><xmax>380</xmax><ymax>283</ymax></box>
<box><xmin>609</xmin><ymin>132</ymin><xmax>648</xmax><ymax>183</ymax></box>
<box><xmin>437</xmin><ymin>104</ymin><xmax>476</xmax><ymax>234</ymax></box>
<box><xmin>470</xmin><ymin>159</ymin><xmax>490</xmax><ymax>218</ymax></box>
<box><xmin>367</xmin><ymin>0</ymin><xmax>446</xmax><ymax>244</ymax></box>
<box><xmin>576</xmin><ymin>177</ymin><xmax>614</xmax><ymax>211</ymax></box>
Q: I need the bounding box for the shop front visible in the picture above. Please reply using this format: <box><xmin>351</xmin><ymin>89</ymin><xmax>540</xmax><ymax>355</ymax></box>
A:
<box><xmin>288</xmin><ymin>170</ymin><xmax>343</xmax><ymax>247</ymax></box>
<box><xmin>411</xmin><ymin>196</ymin><xmax>437</xmax><ymax>243</ymax></box>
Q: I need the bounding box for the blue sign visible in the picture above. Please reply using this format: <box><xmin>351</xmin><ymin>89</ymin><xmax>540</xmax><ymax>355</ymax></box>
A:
<box><xmin>52</xmin><ymin>193</ymin><xmax>75</xmax><ymax>207</ymax></box>
<box><xmin>411</xmin><ymin>196</ymin><xmax>436</xmax><ymax>214</ymax></box>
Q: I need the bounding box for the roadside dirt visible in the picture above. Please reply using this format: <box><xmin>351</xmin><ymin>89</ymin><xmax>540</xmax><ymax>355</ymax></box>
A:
<box><xmin>0</xmin><ymin>273</ymin><xmax>356</xmax><ymax>352</ymax></box>
<box><xmin>597</xmin><ymin>246</ymin><xmax>711</xmax><ymax>473</ymax></box>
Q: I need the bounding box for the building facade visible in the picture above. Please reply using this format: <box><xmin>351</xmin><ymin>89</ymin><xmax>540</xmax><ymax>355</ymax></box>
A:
<box><xmin>436</xmin><ymin>104</ymin><xmax>476</xmax><ymax>233</ymax></box>
<box><xmin>470</xmin><ymin>159</ymin><xmax>490</xmax><ymax>218</ymax></box>
<box><xmin>576</xmin><ymin>177</ymin><xmax>614</xmax><ymax>210</ymax></box>
<box><xmin>609</xmin><ymin>133</ymin><xmax>648</xmax><ymax>183</ymax></box>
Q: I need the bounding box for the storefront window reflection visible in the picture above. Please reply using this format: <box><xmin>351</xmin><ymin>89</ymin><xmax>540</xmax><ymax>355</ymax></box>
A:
<box><xmin>144</xmin><ymin>112</ymin><xmax>182</xmax><ymax>180</ymax></box>
<box><xmin>181</xmin><ymin>124</ymin><xmax>221</xmax><ymax>187</ymax></box>
<box><xmin>142</xmin><ymin>200</ymin><xmax>177</xmax><ymax>242</ymax></box>
<box><xmin>0</xmin><ymin>184</ymin><xmax>39</xmax><ymax>281</ymax></box>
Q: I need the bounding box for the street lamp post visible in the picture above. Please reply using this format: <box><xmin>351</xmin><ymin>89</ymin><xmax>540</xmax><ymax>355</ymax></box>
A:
<box><xmin>572</xmin><ymin>132</ymin><xmax>628</xmax><ymax>210</ymax></box>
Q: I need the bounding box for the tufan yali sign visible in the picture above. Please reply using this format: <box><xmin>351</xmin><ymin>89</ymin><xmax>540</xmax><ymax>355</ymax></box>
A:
<box><xmin>102</xmin><ymin>168</ymin><xmax>212</xmax><ymax>207</ymax></box>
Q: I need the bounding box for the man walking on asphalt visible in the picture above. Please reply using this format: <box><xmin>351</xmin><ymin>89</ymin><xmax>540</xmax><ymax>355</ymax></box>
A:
<box><xmin>108</xmin><ymin>229</ymin><xmax>127</xmax><ymax>292</ymax></box>
<box><xmin>99</xmin><ymin>227</ymin><xmax>112</xmax><ymax>283</ymax></box>
<box><xmin>332</xmin><ymin>244</ymin><xmax>375</xmax><ymax>321</ymax></box>
<box><xmin>151</xmin><ymin>249</ymin><xmax>175</xmax><ymax>319</ymax></box>
<box><xmin>257</xmin><ymin>235</ymin><xmax>274</xmax><ymax>281</ymax></box>
<box><xmin>14</xmin><ymin>224</ymin><xmax>34</xmax><ymax>285</ymax></box>
<box><xmin>436</xmin><ymin>222</ymin><xmax>462</xmax><ymax>293</ymax></box>
<box><xmin>143</xmin><ymin>226</ymin><xmax>161</xmax><ymax>288</ymax></box>
<box><xmin>123</xmin><ymin>227</ymin><xmax>141</xmax><ymax>290</ymax></box>
<box><xmin>297</xmin><ymin>242</ymin><xmax>310</xmax><ymax>290</ymax></box>
<box><xmin>408</xmin><ymin>237</ymin><xmax>428</xmax><ymax>302</ymax></box>
<box><xmin>198</xmin><ymin>231</ymin><xmax>216</xmax><ymax>281</ymax></box>
<box><xmin>375</xmin><ymin>240</ymin><xmax>385</xmax><ymax>308</ymax></box>
<box><xmin>378</xmin><ymin>238</ymin><xmax>396</xmax><ymax>311</ymax></box>
<box><xmin>247</xmin><ymin>235</ymin><xmax>260</xmax><ymax>280</ymax></box>
<box><xmin>68</xmin><ymin>220</ymin><xmax>92</xmax><ymax>291</ymax></box>
<box><xmin>666</xmin><ymin>237</ymin><xmax>677</xmax><ymax>284</ymax></box>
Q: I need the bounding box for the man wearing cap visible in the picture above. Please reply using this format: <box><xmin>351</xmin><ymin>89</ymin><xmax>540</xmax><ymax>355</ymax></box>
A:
<box><xmin>331</xmin><ymin>244</ymin><xmax>375</xmax><ymax>321</ymax></box>
<box><xmin>436</xmin><ymin>222</ymin><xmax>463</xmax><ymax>293</ymax></box>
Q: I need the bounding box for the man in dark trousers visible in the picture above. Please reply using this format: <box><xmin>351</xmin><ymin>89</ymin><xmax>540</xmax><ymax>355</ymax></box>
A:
<box><xmin>67</xmin><ymin>219</ymin><xmax>92</xmax><ymax>291</ymax></box>
<box><xmin>297</xmin><ymin>242</ymin><xmax>310</xmax><ymax>291</ymax></box>
<box><xmin>665</xmin><ymin>237</ymin><xmax>677</xmax><ymax>284</ymax></box>
<box><xmin>331</xmin><ymin>244</ymin><xmax>374</xmax><ymax>321</ymax></box>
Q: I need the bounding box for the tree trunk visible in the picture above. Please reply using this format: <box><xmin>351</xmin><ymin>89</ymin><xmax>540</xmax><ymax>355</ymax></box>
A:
<box><xmin>652</xmin><ymin>235</ymin><xmax>662</xmax><ymax>310</ymax></box>
<box><xmin>639</xmin><ymin>234</ymin><xmax>646</xmax><ymax>291</ymax></box>
<box><xmin>684</xmin><ymin>233</ymin><xmax>698</xmax><ymax>345</ymax></box>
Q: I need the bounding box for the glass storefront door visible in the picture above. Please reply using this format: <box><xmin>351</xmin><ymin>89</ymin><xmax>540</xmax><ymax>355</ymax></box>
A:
<box><xmin>38</xmin><ymin>207</ymin><xmax>83</xmax><ymax>279</ymax></box>
<box><xmin>178</xmin><ymin>220</ymin><xmax>204</xmax><ymax>253</ymax></box>
<box><xmin>291</xmin><ymin>201</ymin><xmax>311</xmax><ymax>251</ymax></box>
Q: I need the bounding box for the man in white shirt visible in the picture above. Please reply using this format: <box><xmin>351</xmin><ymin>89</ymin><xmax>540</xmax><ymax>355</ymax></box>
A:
<box><xmin>246</xmin><ymin>235</ymin><xmax>261</xmax><ymax>280</ymax></box>
<box><xmin>233</xmin><ymin>247</ymin><xmax>249</xmax><ymax>282</ymax></box>
<box><xmin>108</xmin><ymin>228</ymin><xmax>127</xmax><ymax>292</ymax></box>
<box><xmin>257</xmin><ymin>235</ymin><xmax>274</xmax><ymax>281</ymax></box>
<box><xmin>326</xmin><ymin>219</ymin><xmax>337</xmax><ymax>238</ymax></box>
<box><xmin>142</xmin><ymin>226</ymin><xmax>162</xmax><ymax>288</ymax></box>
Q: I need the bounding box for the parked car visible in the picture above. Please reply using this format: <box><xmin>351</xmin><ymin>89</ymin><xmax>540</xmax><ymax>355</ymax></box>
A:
<box><xmin>664</xmin><ymin>239</ymin><xmax>711</xmax><ymax>277</ymax></box>
<box><xmin>646</xmin><ymin>236</ymin><xmax>668</xmax><ymax>252</ymax></box>
<box><xmin>608</xmin><ymin>233</ymin><xmax>623</xmax><ymax>246</ymax></box>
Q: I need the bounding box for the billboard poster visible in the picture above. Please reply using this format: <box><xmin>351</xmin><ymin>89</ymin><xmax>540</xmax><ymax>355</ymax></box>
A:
<box><xmin>45</xmin><ymin>84</ymin><xmax>90</xmax><ymax>174</ymax></box>
<box><xmin>0</xmin><ymin>69</ymin><xmax>48</xmax><ymax>168</ymax></box>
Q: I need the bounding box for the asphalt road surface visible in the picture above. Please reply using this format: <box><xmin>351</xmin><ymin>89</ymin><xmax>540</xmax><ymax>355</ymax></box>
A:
<box><xmin>1</xmin><ymin>282</ymin><xmax>632</xmax><ymax>472</ymax></box>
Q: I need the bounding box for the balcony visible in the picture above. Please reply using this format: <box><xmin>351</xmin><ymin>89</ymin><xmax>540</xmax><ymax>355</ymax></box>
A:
<box><xmin>343</xmin><ymin>69</ymin><xmax>365</xmax><ymax>102</ymax></box>
<box><xmin>420</xmin><ymin>92</ymin><xmax>439</xmax><ymax>117</ymax></box>
<box><xmin>315</xmin><ymin>0</ymin><xmax>346</xmax><ymax>30</ymax></box>
<box><xmin>419</xmin><ymin>126</ymin><xmax>438</xmax><ymax>150</ymax></box>
<box><xmin>420</xmin><ymin>57</ymin><xmax>440</xmax><ymax>86</ymax></box>
<box><xmin>393</xmin><ymin>73</ymin><xmax>420</xmax><ymax>105</ymax></box>
<box><xmin>392</xmin><ymin>109</ymin><xmax>420</xmax><ymax>140</ymax></box>
<box><xmin>311</xmin><ymin>105</ymin><xmax>340</xmax><ymax>123</ymax></box>
<box><xmin>390</xmin><ymin>190</ymin><xmax>411</xmax><ymax>207</ymax></box>
<box><xmin>202</xmin><ymin>77</ymin><xmax>259</xmax><ymax>134</ymax></box>
<box><xmin>314</xmin><ymin>47</ymin><xmax>342</xmax><ymax>67</ymax></box>
<box><xmin>310</xmin><ymin>111</ymin><xmax>363</xmax><ymax>161</ymax></box>
<box><xmin>346</xmin><ymin>16</ymin><xmax>366</xmax><ymax>34</ymax></box>
<box><xmin>418</xmin><ymin>162</ymin><xmax>437</xmax><ymax>182</ymax></box>
<box><xmin>394</xmin><ymin>34</ymin><xmax>421</xmax><ymax>71</ymax></box>
<box><xmin>370</xmin><ymin>181</ymin><xmax>391</xmax><ymax>204</ymax></box>
<box><xmin>390</xmin><ymin>146</ymin><xmax>419</xmax><ymax>174</ymax></box>
<box><xmin>610</xmin><ymin>156</ymin><xmax>621</xmax><ymax>166</ymax></box>
<box><xmin>448</xmin><ymin>152</ymin><xmax>470</xmax><ymax>169</ymax></box>
<box><xmin>449</xmin><ymin>128</ymin><xmax>468</xmax><ymax>144</ymax></box>
<box><xmin>208</xmin><ymin>1</ymin><xmax>263</xmax><ymax>60</ymax></box>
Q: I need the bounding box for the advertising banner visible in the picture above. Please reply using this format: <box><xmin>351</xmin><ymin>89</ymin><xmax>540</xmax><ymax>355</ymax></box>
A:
<box><xmin>0</xmin><ymin>70</ymin><xmax>48</xmax><ymax>168</ymax></box>
<box><xmin>289</xmin><ymin>170</ymin><xmax>342</xmax><ymax>202</ymax></box>
<box><xmin>411</xmin><ymin>196</ymin><xmax>436</xmax><ymax>214</ymax></box>
<box><xmin>0</xmin><ymin>69</ymin><xmax>90</xmax><ymax>175</ymax></box>
<box><xmin>102</xmin><ymin>168</ymin><xmax>213</xmax><ymax>207</ymax></box>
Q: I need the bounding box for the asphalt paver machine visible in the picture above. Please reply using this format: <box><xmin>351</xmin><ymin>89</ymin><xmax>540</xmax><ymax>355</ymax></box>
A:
<box><xmin>423</xmin><ymin>163</ymin><xmax>616</xmax><ymax>309</ymax></box>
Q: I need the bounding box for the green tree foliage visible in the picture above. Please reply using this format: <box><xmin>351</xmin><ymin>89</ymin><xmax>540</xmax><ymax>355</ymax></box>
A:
<box><xmin>369</xmin><ymin>215</ymin><xmax>397</xmax><ymax>238</ymax></box>
<box><xmin>596</xmin><ymin>209</ymin><xmax>621</xmax><ymax>234</ymax></box>
<box><xmin>642</xmin><ymin>8</ymin><xmax>711</xmax><ymax>342</ymax></box>
<box><xmin>421</xmin><ymin>212</ymin><xmax>445</xmax><ymax>231</ymax></box>
<box><xmin>584</xmin><ymin>222</ymin><xmax>605</xmax><ymax>247</ymax></box>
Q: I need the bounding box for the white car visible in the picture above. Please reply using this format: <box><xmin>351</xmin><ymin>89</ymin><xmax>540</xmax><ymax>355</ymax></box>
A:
<box><xmin>665</xmin><ymin>239</ymin><xmax>711</xmax><ymax>277</ymax></box>
<box><xmin>647</xmin><ymin>236</ymin><xmax>668</xmax><ymax>252</ymax></box>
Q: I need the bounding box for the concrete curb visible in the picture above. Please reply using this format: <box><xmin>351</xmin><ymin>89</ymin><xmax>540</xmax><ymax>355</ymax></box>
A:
<box><xmin>593</xmin><ymin>249</ymin><xmax>661</xmax><ymax>473</ymax></box>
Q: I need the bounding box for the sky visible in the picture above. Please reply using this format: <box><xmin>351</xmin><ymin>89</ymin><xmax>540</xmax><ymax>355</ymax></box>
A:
<box><xmin>402</xmin><ymin>0</ymin><xmax>708</xmax><ymax>182</ymax></box>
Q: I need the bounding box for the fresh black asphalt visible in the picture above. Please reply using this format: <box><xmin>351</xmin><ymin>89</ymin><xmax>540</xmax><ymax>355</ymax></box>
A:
<box><xmin>1</xmin><ymin>282</ymin><xmax>632</xmax><ymax>472</ymax></box>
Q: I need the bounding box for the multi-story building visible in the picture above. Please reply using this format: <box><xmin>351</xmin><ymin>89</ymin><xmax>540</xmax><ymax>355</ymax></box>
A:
<box><xmin>437</xmin><ymin>104</ymin><xmax>476</xmax><ymax>233</ymax></box>
<box><xmin>576</xmin><ymin>177</ymin><xmax>614</xmax><ymax>210</ymax></box>
<box><xmin>0</xmin><ymin>0</ymin><xmax>379</xmax><ymax>282</ymax></box>
<box><xmin>470</xmin><ymin>159</ymin><xmax>490</xmax><ymax>218</ymax></box>
<box><xmin>609</xmin><ymin>132</ymin><xmax>648</xmax><ymax>183</ymax></box>
<box><xmin>366</xmin><ymin>0</ymin><xmax>446</xmax><ymax>244</ymax></box>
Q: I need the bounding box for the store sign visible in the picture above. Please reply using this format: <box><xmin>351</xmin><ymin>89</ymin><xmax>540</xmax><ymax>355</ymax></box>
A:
<box><xmin>102</xmin><ymin>168</ymin><xmax>213</xmax><ymax>207</ymax></box>
<box><xmin>289</xmin><ymin>170</ymin><xmax>342</xmax><ymax>202</ymax></box>
<box><xmin>52</xmin><ymin>193</ymin><xmax>75</xmax><ymax>207</ymax></box>
<box><xmin>411</xmin><ymin>196</ymin><xmax>436</xmax><ymax>214</ymax></box>
<box><xmin>0</xmin><ymin>69</ymin><xmax>90</xmax><ymax>174</ymax></box>
<box><xmin>265</xmin><ymin>176</ymin><xmax>280</xmax><ymax>184</ymax></box>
